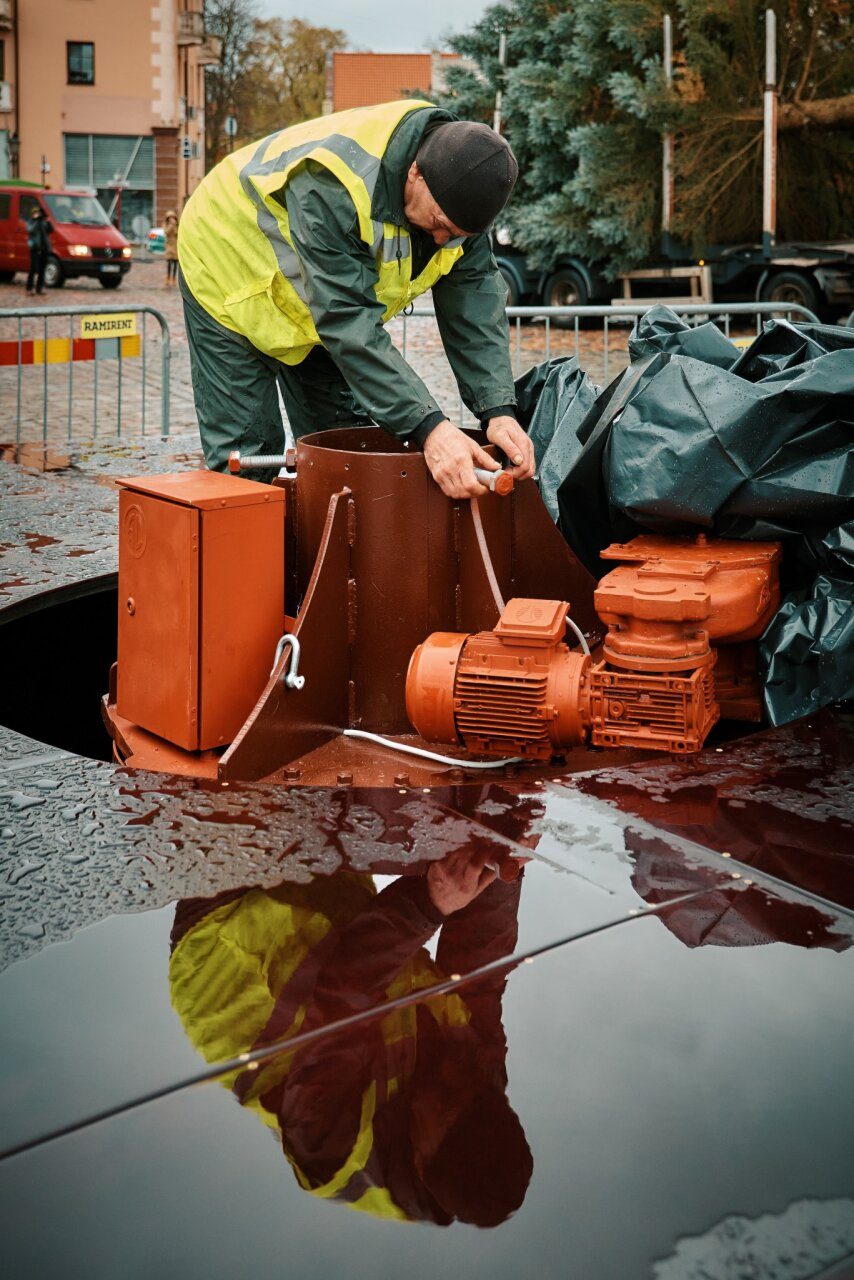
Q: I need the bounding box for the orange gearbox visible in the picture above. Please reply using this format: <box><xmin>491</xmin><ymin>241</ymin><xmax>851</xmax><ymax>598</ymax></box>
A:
<box><xmin>406</xmin><ymin>534</ymin><xmax>781</xmax><ymax>757</ymax></box>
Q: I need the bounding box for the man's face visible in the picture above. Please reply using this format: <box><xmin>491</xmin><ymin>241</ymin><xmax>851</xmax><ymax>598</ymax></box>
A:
<box><xmin>403</xmin><ymin>162</ymin><xmax>471</xmax><ymax>246</ymax></box>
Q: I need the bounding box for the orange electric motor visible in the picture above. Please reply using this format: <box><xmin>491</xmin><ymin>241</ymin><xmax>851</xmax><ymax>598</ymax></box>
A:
<box><xmin>406</xmin><ymin>534</ymin><xmax>781</xmax><ymax>757</ymax></box>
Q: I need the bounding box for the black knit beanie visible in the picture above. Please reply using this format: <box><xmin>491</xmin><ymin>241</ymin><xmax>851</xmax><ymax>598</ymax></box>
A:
<box><xmin>415</xmin><ymin>122</ymin><xmax>518</xmax><ymax>234</ymax></box>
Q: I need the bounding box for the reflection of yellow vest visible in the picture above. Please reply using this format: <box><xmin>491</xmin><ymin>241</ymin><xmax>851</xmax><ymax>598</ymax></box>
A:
<box><xmin>169</xmin><ymin>877</ymin><xmax>469</xmax><ymax>1221</ymax></box>
<box><xmin>178</xmin><ymin>101</ymin><xmax>465</xmax><ymax>364</ymax></box>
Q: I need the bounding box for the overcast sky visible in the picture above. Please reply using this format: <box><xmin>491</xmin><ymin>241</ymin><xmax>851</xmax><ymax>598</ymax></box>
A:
<box><xmin>258</xmin><ymin>0</ymin><xmax>491</xmax><ymax>52</ymax></box>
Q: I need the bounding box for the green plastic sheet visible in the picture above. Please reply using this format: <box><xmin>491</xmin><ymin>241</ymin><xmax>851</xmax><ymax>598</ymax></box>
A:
<box><xmin>518</xmin><ymin>306</ymin><xmax>854</xmax><ymax>725</ymax></box>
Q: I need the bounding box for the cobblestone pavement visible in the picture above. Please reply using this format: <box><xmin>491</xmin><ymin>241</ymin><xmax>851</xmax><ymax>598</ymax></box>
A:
<box><xmin>1</xmin><ymin>255</ymin><xmax>637</xmax><ymax>450</ymax></box>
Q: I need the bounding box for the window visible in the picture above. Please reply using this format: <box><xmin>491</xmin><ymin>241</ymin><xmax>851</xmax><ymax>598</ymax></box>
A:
<box><xmin>63</xmin><ymin>134</ymin><xmax>155</xmax><ymax>239</ymax></box>
<box><xmin>0</xmin><ymin>193</ymin><xmax>11</xmax><ymax>221</ymax></box>
<box><xmin>67</xmin><ymin>42</ymin><xmax>95</xmax><ymax>85</ymax></box>
<box><xmin>0</xmin><ymin>41</ymin><xmax>6</xmax><ymax>82</ymax></box>
<box><xmin>44</xmin><ymin>194</ymin><xmax>110</xmax><ymax>227</ymax></box>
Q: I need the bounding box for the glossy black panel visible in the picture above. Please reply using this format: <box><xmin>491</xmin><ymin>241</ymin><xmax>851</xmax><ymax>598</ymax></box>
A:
<box><xmin>569</xmin><ymin>709</ymin><xmax>854</xmax><ymax>911</ymax></box>
<box><xmin>2</xmin><ymin>887</ymin><xmax>853</xmax><ymax>1279</ymax></box>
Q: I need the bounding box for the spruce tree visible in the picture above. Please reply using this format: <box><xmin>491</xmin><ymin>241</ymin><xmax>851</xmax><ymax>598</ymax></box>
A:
<box><xmin>440</xmin><ymin>0</ymin><xmax>853</xmax><ymax>276</ymax></box>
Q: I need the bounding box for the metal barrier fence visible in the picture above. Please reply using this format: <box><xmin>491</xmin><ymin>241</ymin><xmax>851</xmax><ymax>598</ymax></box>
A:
<box><xmin>0</xmin><ymin>304</ymin><xmax>171</xmax><ymax>447</ymax></box>
<box><xmin>392</xmin><ymin>300</ymin><xmax>820</xmax><ymax>426</ymax></box>
<box><xmin>0</xmin><ymin>299</ymin><xmax>818</xmax><ymax>446</ymax></box>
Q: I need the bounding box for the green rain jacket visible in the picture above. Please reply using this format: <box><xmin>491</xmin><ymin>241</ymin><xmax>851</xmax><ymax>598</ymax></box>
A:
<box><xmin>183</xmin><ymin>104</ymin><xmax>517</xmax><ymax>444</ymax></box>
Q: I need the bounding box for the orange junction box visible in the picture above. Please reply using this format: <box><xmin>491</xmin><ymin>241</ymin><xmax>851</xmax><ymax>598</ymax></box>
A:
<box><xmin>116</xmin><ymin>470</ymin><xmax>285</xmax><ymax>752</ymax></box>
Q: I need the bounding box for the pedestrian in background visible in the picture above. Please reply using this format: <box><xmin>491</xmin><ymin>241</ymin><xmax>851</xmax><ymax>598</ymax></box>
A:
<box><xmin>25</xmin><ymin>206</ymin><xmax>53</xmax><ymax>295</ymax></box>
<box><xmin>163</xmin><ymin>209</ymin><xmax>179</xmax><ymax>288</ymax></box>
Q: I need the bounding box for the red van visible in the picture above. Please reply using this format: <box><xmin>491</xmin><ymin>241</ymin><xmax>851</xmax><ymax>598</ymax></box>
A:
<box><xmin>0</xmin><ymin>184</ymin><xmax>132</xmax><ymax>289</ymax></box>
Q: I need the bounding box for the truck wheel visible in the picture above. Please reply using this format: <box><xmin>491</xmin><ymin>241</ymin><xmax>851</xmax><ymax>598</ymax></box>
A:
<box><xmin>759</xmin><ymin>270</ymin><xmax>820</xmax><ymax>318</ymax></box>
<box><xmin>542</xmin><ymin>267</ymin><xmax>590</xmax><ymax>327</ymax></box>
<box><xmin>43</xmin><ymin>257</ymin><xmax>65</xmax><ymax>289</ymax></box>
<box><xmin>0</xmin><ymin>271</ymin><xmax>14</xmax><ymax>283</ymax></box>
<box><xmin>99</xmin><ymin>276</ymin><xmax>123</xmax><ymax>290</ymax></box>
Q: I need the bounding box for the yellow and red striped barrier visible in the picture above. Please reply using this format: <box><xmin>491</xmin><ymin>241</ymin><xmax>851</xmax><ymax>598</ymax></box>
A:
<box><xmin>0</xmin><ymin>311</ymin><xmax>141</xmax><ymax>366</ymax></box>
<box><xmin>0</xmin><ymin>334</ymin><xmax>141</xmax><ymax>366</ymax></box>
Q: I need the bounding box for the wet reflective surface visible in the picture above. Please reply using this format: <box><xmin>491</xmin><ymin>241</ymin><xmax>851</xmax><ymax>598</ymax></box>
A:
<box><xmin>2</xmin><ymin>881</ymin><xmax>853</xmax><ymax>1277</ymax></box>
<box><xmin>2</xmin><ymin>464</ymin><xmax>854</xmax><ymax>1276</ymax></box>
<box><xmin>2</xmin><ymin>734</ymin><xmax>854</xmax><ymax>1276</ymax></box>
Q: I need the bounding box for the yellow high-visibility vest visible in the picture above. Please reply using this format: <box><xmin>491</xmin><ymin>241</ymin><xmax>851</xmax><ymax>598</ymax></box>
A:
<box><xmin>169</xmin><ymin>877</ymin><xmax>470</xmax><ymax>1220</ymax></box>
<box><xmin>178</xmin><ymin>100</ymin><xmax>465</xmax><ymax>364</ymax></box>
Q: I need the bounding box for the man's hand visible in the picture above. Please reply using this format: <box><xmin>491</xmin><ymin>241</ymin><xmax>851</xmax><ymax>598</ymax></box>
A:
<box><xmin>427</xmin><ymin>849</ymin><xmax>498</xmax><ymax>916</ymax></box>
<box><xmin>485</xmin><ymin>416</ymin><xmax>536</xmax><ymax>480</ymax></box>
<box><xmin>423</xmin><ymin>419</ymin><xmax>500</xmax><ymax>499</ymax></box>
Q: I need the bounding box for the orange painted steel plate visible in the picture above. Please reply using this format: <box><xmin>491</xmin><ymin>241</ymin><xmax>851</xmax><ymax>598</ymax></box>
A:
<box><xmin>116</xmin><ymin>472</ymin><xmax>285</xmax><ymax>754</ymax></box>
<box><xmin>117</xmin><ymin>469</ymin><xmax>285</xmax><ymax>511</ymax></box>
<box><xmin>117</xmin><ymin>489</ymin><xmax>200</xmax><ymax>752</ymax></box>
<box><xmin>198</xmin><ymin>503</ymin><xmax>284</xmax><ymax>749</ymax></box>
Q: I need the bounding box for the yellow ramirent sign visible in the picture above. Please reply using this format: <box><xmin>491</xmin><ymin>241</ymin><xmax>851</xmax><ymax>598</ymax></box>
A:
<box><xmin>79</xmin><ymin>313</ymin><xmax>138</xmax><ymax>339</ymax></box>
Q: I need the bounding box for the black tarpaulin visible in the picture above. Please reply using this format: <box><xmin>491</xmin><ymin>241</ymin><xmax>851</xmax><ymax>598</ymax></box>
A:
<box><xmin>513</xmin><ymin>356</ymin><xmax>599</xmax><ymax>520</ymax></box>
<box><xmin>518</xmin><ymin>307</ymin><xmax>854</xmax><ymax>726</ymax></box>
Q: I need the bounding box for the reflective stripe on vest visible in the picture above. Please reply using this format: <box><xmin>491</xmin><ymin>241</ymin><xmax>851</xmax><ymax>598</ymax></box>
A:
<box><xmin>178</xmin><ymin>101</ymin><xmax>464</xmax><ymax>363</ymax></box>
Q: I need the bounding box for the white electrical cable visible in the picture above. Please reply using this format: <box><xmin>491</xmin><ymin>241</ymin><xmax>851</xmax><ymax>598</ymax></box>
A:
<box><xmin>565</xmin><ymin>614</ymin><xmax>591</xmax><ymax>656</ymax></box>
<box><xmin>342</xmin><ymin>729</ymin><xmax>522</xmax><ymax>770</ymax></box>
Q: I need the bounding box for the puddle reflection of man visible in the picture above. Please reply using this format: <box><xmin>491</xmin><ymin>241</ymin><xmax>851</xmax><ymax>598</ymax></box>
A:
<box><xmin>170</xmin><ymin>847</ymin><xmax>533</xmax><ymax>1226</ymax></box>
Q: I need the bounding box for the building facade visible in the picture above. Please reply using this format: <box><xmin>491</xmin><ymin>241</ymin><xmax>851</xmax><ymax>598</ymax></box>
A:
<box><xmin>323</xmin><ymin>52</ymin><xmax>469</xmax><ymax>115</ymax></box>
<box><xmin>0</xmin><ymin>0</ymin><xmax>220</xmax><ymax>238</ymax></box>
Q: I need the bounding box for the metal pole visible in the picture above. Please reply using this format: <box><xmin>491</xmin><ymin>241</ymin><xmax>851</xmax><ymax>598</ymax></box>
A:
<box><xmin>762</xmin><ymin>7</ymin><xmax>777</xmax><ymax>257</ymax></box>
<box><xmin>15</xmin><ymin>315</ymin><xmax>22</xmax><ymax>449</ymax></box>
<box><xmin>141</xmin><ymin>311</ymin><xmax>147</xmax><ymax>435</ymax></box>
<box><xmin>117</xmin><ymin>334</ymin><xmax>123</xmax><ymax>437</ymax></box>
<box><xmin>493</xmin><ymin>32</ymin><xmax>507</xmax><ymax>134</ymax></box>
<box><xmin>662</xmin><ymin>14</ymin><xmax>674</xmax><ymax>256</ymax></box>
<box><xmin>42</xmin><ymin>313</ymin><xmax>48</xmax><ymax>450</ymax></box>
<box><xmin>67</xmin><ymin>312</ymin><xmax>73</xmax><ymax>443</ymax></box>
<box><xmin>160</xmin><ymin>311</ymin><xmax>170</xmax><ymax>438</ymax></box>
